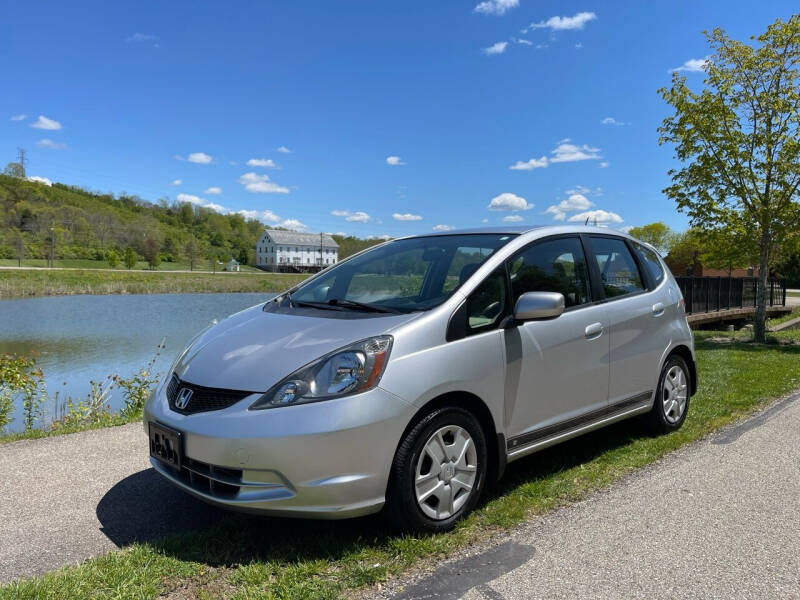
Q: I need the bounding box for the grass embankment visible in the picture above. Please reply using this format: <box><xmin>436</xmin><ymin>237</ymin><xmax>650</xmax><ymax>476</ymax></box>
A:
<box><xmin>0</xmin><ymin>269</ymin><xmax>308</xmax><ymax>299</ymax></box>
<box><xmin>2</xmin><ymin>339</ymin><xmax>800</xmax><ymax>599</ymax></box>
<box><xmin>0</xmin><ymin>259</ymin><xmax>263</xmax><ymax>273</ymax></box>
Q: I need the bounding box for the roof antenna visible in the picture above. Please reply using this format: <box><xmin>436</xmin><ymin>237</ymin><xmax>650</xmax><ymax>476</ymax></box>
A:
<box><xmin>584</xmin><ymin>217</ymin><xmax>590</xmax><ymax>225</ymax></box>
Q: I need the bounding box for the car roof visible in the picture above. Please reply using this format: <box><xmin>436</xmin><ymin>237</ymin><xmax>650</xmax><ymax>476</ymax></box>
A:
<box><xmin>398</xmin><ymin>225</ymin><xmax>631</xmax><ymax>238</ymax></box>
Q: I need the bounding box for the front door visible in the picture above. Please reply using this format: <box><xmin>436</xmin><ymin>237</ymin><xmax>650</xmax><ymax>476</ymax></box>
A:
<box><xmin>503</xmin><ymin>236</ymin><xmax>610</xmax><ymax>446</ymax></box>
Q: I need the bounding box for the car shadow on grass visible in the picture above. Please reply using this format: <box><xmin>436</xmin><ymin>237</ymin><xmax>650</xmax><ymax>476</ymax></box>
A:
<box><xmin>96</xmin><ymin>416</ymin><xmax>656</xmax><ymax>569</ymax></box>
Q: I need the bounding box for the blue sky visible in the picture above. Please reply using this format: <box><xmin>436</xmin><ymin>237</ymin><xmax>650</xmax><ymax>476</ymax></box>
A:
<box><xmin>2</xmin><ymin>1</ymin><xmax>797</xmax><ymax>238</ymax></box>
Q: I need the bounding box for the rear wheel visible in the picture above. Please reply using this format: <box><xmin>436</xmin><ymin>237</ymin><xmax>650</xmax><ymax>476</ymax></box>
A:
<box><xmin>647</xmin><ymin>354</ymin><xmax>690</xmax><ymax>433</ymax></box>
<box><xmin>386</xmin><ymin>406</ymin><xmax>487</xmax><ymax>532</ymax></box>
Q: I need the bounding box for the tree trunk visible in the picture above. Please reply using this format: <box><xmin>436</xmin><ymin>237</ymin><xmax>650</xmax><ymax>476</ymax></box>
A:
<box><xmin>753</xmin><ymin>230</ymin><xmax>771</xmax><ymax>343</ymax></box>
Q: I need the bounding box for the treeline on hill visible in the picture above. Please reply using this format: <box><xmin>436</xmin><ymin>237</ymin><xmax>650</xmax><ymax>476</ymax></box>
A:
<box><xmin>0</xmin><ymin>174</ymin><xmax>383</xmax><ymax>269</ymax></box>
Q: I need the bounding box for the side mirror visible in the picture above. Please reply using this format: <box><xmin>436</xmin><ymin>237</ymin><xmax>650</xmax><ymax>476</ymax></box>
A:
<box><xmin>513</xmin><ymin>291</ymin><xmax>565</xmax><ymax>321</ymax></box>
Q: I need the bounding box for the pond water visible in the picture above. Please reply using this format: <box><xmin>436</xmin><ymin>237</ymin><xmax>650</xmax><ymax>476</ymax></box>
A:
<box><xmin>0</xmin><ymin>293</ymin><xmax>275</xmax><ymax>432</ymax></box>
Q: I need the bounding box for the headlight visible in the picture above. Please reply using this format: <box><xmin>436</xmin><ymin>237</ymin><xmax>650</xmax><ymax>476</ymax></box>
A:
<box><xmin>249</xmin><ymin>335</ymin><xmax>393</xmax><ymax>410</ymax></box>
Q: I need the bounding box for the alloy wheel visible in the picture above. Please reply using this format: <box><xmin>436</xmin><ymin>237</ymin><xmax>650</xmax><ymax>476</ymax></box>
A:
<box><xmin>662</xmin><ymin>365</ymin><xmax>688</xmax><ymax>424</ymax></box>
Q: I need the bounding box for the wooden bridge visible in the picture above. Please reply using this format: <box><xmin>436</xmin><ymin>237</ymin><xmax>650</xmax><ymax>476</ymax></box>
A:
<box><xmin>675</xmin><ymin>276</ymin><xmax>791</xmax><ymax>326</ymax></box>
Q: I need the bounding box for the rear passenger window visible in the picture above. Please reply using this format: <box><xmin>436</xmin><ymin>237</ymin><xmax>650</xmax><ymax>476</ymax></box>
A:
<box><xmin>508</xmin><ymin>237</ymin><xmax>591</xmax><ymax>308</ymax></box>
<box><xmin>632</xmin><ymin>241</ymin><xmax>665</xmax><ymax>287</ymax></box>
<box><xmin>589</xmin><ymin>237</ymin><xmax>644</xmax><ymax>298</ymax></box>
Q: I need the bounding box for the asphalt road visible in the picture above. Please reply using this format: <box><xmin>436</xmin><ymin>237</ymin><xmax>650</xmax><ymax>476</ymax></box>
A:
<box><xmin>383</xmin><ymin>391</ymin><xmax>800</xmax><ymax>600</ymax></box>
<box><xmin>0</xmin><ymin>423</ymin><xmax>223</xmax><ymax>583</ymax></box>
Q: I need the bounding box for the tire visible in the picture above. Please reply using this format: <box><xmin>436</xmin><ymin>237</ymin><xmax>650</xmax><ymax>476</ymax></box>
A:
<box><xmin>386</xmin><ymin>406</ymin><xmax>487</xmax><ymax>533</ymax></box>
<box><xmin>646</xmin><ymin>354</ymin><xmax>691</xmax><ymax>433</ymax></box>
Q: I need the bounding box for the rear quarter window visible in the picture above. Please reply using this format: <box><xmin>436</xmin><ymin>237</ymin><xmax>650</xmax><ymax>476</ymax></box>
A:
<box><xmin>632</xmin><ymin>241</ymin><xmax>665</xmax><ymax>287</ymax></box>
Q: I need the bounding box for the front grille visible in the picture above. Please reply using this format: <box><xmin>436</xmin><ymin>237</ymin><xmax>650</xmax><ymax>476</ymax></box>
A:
<box><xmin>166</xmin><ymin>374</ymin><xmax>256</xmax><ymax>415</ymax></box>
<box><xmin>177</xmin><ymin>457</ymin><xmax>242</xmax><ymax>499</ymax></box>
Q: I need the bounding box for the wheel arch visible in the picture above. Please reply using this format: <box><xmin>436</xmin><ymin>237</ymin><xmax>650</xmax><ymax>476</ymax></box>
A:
<box><xmin>396</xmin><ymin>391</ymin><xmax>506</xmax><ymax>484</ymax></box>
<box><xmin>665</xmin><ymin>344</ymin><xmax>697</xmax><ymax>396</ymax></box>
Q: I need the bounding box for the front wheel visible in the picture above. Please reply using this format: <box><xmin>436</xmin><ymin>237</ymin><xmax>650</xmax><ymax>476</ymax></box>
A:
<box><xmin>647</xmin><ymin>354</ymin><xmax>691</xmax><ymax>433</ymax></box>
<box><xmin>386</xmin><ymin>406</ymin><xmax>487</xmax><ymax>532</ymax></box>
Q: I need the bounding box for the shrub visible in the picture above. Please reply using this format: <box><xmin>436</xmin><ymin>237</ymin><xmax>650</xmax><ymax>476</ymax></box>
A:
<box><xmin>0</xmin><ymin>354</ymin><xmax>46</xmax><ymax>432</ymax></box>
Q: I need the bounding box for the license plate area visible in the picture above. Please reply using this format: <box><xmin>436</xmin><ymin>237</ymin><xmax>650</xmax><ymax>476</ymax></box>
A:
<box><xmin>148</xmin><ymin>422</ymin><xmax>182</xmax><ymax>471</ymax></box>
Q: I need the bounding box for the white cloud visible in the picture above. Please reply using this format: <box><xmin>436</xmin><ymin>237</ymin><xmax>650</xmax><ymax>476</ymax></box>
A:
<box><xmin>575</xmin><ymin>43</ymin><xmax>583</xmax><ymax>50</ymax></box>
<box><xmin>203</xmin><ymin>202</ymin><xmax>226</xmax><ymax>213</ymax></box>
<box><xmin>393</xmin><ymin>213</ymin><xmax>423</xmax><ymax>221</ymax></box>
<box><xmin>177</xmin><ymin>193</ymin><xmax>205</xmax><ymax>205</ymax></box>
<box><xmin>671</xmin><ymin>57</ymin><xmax>709</xmax><ymax>73</ymax></box>
<box><xmin>238</xmin><ymin>172</ymin><xmax>289</xmax><ymax>194</ymax></box>
<box><xmin>237</xmin><ymin>209</ymin><xmax>280</xmax><ymax>223</ymax></box>
<box><xmin>510</xmin><ymin>156</ymin><xmax>548</xmax><ymax>170</ymax></box>
<box><xmin>568</xmin><ymin>209</ymin><xmax>623</xmax><ymax>224</ymax></box>
<box><xmin>277</xmin><ymin>146</ymin><xmax>292</xmax><ymax>154</ymax></box>
<box><xmin>10</xmin><ymin>114</ymin><xmax>26</xmax><ymax>121</ymax></box>
<box><xmin>488</xmin><ymin>192</ymin><xmax>533</xmax><ymax>211</ymax></box>
<box><xmin>550</xmin><ymin>141</ymin><xmax>602</xmax><ymax>163</ymax></box>
<box><xmin>601</xmin><ymin>117</ymin><xmax>625</xmax><ymax>126</ymax></box>
<box><xmin>171</xmin><ymin>179</ymin><xmax>182</xmax><ymax>186</ymax></box>
<box><xmin>186</xmin><ymin>152</ymin><xmax>212</xmax><ymax>164</ymax></box>
<box><xmin>433</xmin><ymin>224</ymin><xmax>454</xmax><ymax>231</ymax></box>
<box><xmin>483</xmin><ymin>41</ymin><xmax>508</xmax><ymax>55</ymax></box>
<box><xmin>204</xmin><ymin>186</ymin><xmax>222</xmax><ymax>195</ymax></box>
<box><xmin>126</xmin><ymin>33</ymin><xmax>157</xmax><ymax>43</ymax></box>
<box><xmin>599</xmin><ymin>161</ymin><xmax>610</xmax><ymax>168</ymax></box>
<box><xmin>502</xmin><ymin>215</ymin><xmax>524</xmax><ymax>222</ymax></box>
<box><xmin>481</xmin><ymin>218</ymin><xmax>489</xmax><ymax>223</ymax></box>
<box><xmin>31</xmin><ymin>115</ymin><xmax>61</xmax><ymax>130</ymax></box>
<box><xmin>566</xmin><ymin>185</ymin><xmax>602</xmax><ymax>196</ymax></box>
<box><xmin>332</xmin><ymin>210</ymin><xmax>371</xmax><ymax>223</ymax></box>
<box><xmin>36</xmin><ymin>138</ymin><xmax>67</xmax><ymax>150</ymax></box>
<box><xmin>27</xmin><ymin>176</ymin><xmax>52</xmax><ymax>186</ymax></box>
<box><xmin>544</xmin><ymin>193</ymin><xmax>594</xmax><ymax>221</ymax></box>
<box><xmin>513</xmin><ymin>37</ymin><xmax>533</xmax><ymax>46</ymax></box>
<box><xmin>474</xmin><ymin>0</ymin><xmax>519</xmax><ymax>16</ymax></box>
<box><xmin>529</xmin><ymin>12</ymin><xmax>597</xmax><ymax>31</ymax></box>
<box><xmin>618</xmin><ymin>225</ymin><xmax>635</xmax><ymax>234</ymax></box>
<box><xmin>386</xmin><ymin>155</ymin><xmax>406</xmax><ymax>166</ymax></box>
<box><xmin>280</xmin><ymin>218</ymin><xmax>307</xmax><ymax>230</ymax></box>
<box><xmin>247</xmin><ymin>158</ymin><xmax>277</xmax><ymax>168</ymax></box>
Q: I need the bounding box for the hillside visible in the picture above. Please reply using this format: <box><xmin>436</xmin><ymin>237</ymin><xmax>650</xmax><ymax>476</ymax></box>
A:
<box><xmin>0</xmin><ymin>174</ymin><xmax>383</xmax><ymax>268</ymax></box>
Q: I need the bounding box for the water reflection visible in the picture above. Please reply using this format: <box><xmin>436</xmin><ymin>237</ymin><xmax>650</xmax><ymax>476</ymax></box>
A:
<box><xmin>0</xmin><ymin>293</ymin><xmax>274</xmax><ymax>432</ymax></box>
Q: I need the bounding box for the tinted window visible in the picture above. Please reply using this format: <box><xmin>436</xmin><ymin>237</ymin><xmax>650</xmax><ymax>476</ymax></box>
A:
<box><xmin>291</xmin><ymin>234</ymin><xmax>515</xmax><ymax>313</ymax></box>
<box><xmin>466</xmin><ymin>267</ymin><xmax>507</xmax><ymax>332</ymax></box>
<box><xmin>508</xmin><ymin>237</ymin><xmax>591</xmax><ymax>308</ymax></box>
<box><xmin>589</xmin><ymin>236</ymin><xmax>644</xmax><ymax>298</ymax></box>
<box><xmin>632</xmin><ymin>241</ymin><xmax>665</xmax><ymax>286</ymax></box>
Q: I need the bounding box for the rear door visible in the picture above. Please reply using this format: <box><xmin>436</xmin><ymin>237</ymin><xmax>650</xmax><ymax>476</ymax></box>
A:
<box><xmin>503</xmin><ymin>235</ymin><xmax>610</xmax><ymax>446</ymax></box>
<box><xmin>585</xmin><ymin>235</ymin><xmax>669</xmax><ymax>406</ymax></box>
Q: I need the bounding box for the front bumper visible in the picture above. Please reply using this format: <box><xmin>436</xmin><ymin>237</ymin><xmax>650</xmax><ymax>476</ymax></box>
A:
<box><xmin>144</xmin><ymin>381</ymin><xmax>413</xmax><ymax>518</ymax></box>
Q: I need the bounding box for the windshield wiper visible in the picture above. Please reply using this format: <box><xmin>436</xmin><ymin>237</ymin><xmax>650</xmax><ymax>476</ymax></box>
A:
<box><xmin>294</xmin><ymin>300</ymin><xmax>345</xmax><ymax>311</ymax></box>
<box><xmin>328</xmin><ymin>298</ymin><xmax>400</xmax><ymax>313</ymax></box>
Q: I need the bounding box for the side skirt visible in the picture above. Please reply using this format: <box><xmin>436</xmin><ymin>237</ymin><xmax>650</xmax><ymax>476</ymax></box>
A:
<box><xmin>505</xmin><ymin>391</ymin><xmax>653</xmax><ymax>462</ymax></box>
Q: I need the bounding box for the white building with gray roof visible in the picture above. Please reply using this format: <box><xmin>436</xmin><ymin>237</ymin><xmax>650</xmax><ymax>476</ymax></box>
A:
<box><xmin>256</xmin><ymin>229</ymin><xmax>339</xmax><ymax>271</ymax></box>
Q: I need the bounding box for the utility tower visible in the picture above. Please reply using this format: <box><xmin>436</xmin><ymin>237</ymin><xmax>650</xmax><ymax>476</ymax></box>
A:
<box><xmin>16</xmin><ymin>148</ymin><xmax>27</xmax><ymax>174</ymax></box>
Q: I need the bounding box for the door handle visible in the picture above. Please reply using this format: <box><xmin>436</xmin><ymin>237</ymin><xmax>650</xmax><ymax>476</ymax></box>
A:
<box><xmin>652</xmin><ymin>302</ymin><xmax>665</xmax><ymax>316</ymax></box>
<box><xmin>585</xmin><ymin>322</ymin><xmax>603</xmax><ymax>339</ymax></box>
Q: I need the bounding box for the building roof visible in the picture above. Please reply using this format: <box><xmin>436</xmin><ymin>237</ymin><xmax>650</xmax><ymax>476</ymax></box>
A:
<box><xmin>262</xmin><ymin>229</ymin><xmax>338</xmax><ymax>247</ymax></box>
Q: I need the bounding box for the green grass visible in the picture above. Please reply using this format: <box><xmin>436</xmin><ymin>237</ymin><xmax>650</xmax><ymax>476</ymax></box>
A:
<box><xmin>2</xmin><ymin>340</ymin><xmax>800</xmax><ymax>599</ymax></box>
<box><xmin>0</xmin><ymin>269</ymin><xmax>309</xmax><ymax>299</ymax></box>
<box><xmin>787</xmin><ymin>290</ymin><xmax>800</xmax><ymax>297</ymax></box>
<box><xmin>767</xmin><ymin>306</ymin><xmax>800</xmax><ymax>328</ymax></box>
<box><xmin>0</xmin><ymin>258</ymin><xmax>263</xmax><ymax>272</ymax></box>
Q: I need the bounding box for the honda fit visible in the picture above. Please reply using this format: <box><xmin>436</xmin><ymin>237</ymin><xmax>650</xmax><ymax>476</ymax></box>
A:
<box><xmin>145</xmin><ymin>226</ymin><xmax>696</xmax><ymax>531</ymax></box>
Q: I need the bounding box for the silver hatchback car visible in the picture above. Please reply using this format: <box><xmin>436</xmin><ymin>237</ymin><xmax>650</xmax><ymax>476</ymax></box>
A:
<box><xmin>145</xmin><ymin>225</ymin><xmax>696</xmax><ymax>531</ymax></box>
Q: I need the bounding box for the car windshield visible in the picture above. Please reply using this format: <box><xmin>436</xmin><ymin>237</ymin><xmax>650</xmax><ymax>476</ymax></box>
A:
<box><xmin>287</xmin><ymin>233</ymin><xmax>517</xmax><ymax>313</ymax></box>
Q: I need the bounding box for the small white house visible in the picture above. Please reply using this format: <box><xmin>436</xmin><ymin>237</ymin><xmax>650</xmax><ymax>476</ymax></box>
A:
<box><xmin>256</xmin><ymin>230</ymin><xmax>339</xmax><ymax>270</ymax></box>
<box><xmin>225</xmin><ymin>258</ymin><xmax>240</xmax><ymax>272</ymax></box>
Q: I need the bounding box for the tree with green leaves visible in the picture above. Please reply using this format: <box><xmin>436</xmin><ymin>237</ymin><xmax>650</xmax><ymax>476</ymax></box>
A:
<box><xmin>123</xmin><ymin>247</ymin><xmax>137</xmax><ymax>270</ymax></box>
<box><xmin>626</xmin><ymin>222</ymin><xmax>676</xmax><ymax>255</ymax></box>
<box><xmin>106</xmin><ymin>249</ymin><xmax>120</xmax><ymax>269</ymax></box>
<box><xmin>142</xmin><ymin>237</ymin><xmax>161</xmax><ymax>270</ymax></box>
<box><xmin>3</xmin><ymin>162</ymin><xmax>25</xmax><ymax>178</ymax></box>
<box><xmin>659</xmin><ymin>16</ymin><xmax>800</xmax><ymax>342</ymax></box>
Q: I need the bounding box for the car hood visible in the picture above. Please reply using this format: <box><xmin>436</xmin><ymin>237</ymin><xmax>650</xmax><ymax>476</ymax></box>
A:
<box><xmin>173</xmin><ymin>304</ymin><xmax>421</xmax><ymax>391</ymax></box>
